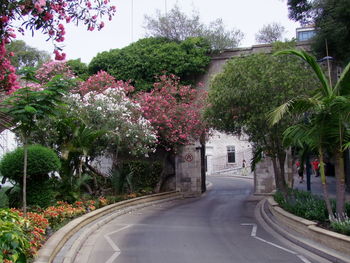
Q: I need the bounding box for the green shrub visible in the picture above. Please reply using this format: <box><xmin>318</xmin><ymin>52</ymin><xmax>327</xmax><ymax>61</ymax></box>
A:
<box><xmin>106</xmin><ymin>195</ymin><xmax>125</xmax><ymax>204</ymax></box>
<box><xmin>6</xmin><ymin>185</ymin><xmax>21</xmax><ymax>208</ymax></box>
<box><xmin>27</xmin><ymin>180</ymin><xmax>57</xmax><ymax>208</ymax></box>
<box><xmin>121</xmin><ymin>160</ymin><xmax>162</xmax><ymax>192</ymax></box>
<box><xmin>346</xmin><ymin>202</ymin><xmax>350</xmax><ymax>217</ymax></box>
<box><xmin>274</xmin><ymin>189</ymin><xmax>328</xmax><ymax>222</ymax></box>
<box><xmin>0</xmin><ymin>210</ymin><xmax>31</xmax><ymax>263</ymax></box>
<box><xmin>0</xmin><ymin>144</ymin><xmax>61</xmax><ymax>182</ymax></box>
<box><xmin>331</xmin><ymin>217</ymin><xmax>350</xmax><ymax>235</ymax></box>
<box><xmin>0</xmin><ymin>186</ymin><xmax>9</xmax><ymax>208</ymax></box>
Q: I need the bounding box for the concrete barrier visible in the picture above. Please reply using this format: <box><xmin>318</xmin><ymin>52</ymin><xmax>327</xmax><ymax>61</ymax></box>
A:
<box><xmin>266</xmin><ymin>197</ymin><xmax>350</xmax><ymax>259</ymax></box>
<box><xmin>34</xmin><ymin>191</ymin><xmax>183</xmax><ymax>263</ymax></box>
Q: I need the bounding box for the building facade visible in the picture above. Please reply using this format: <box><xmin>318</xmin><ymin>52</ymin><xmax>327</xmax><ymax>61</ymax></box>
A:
<box><xmin>205</xmin><ymin>131</ymin><xmax>252</xmax><ymax>176</ymax></box>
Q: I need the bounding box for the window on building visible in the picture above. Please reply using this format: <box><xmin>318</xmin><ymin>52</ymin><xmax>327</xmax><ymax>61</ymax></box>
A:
<box><xmin>227</xmin><ymin>146</ymin><xmax>235</xmax><ymax>163</ymax></box>
<box><xmin>297</xmin><ymin>30</ymin><xmax>316</xmax><ymax>42</ymax></box>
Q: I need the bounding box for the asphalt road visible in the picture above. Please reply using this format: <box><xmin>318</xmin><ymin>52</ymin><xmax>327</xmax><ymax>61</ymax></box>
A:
<box><xmin>75</xmin><ymin>176</ymin><xmax>328</xmax><ymax>263</ymax></box>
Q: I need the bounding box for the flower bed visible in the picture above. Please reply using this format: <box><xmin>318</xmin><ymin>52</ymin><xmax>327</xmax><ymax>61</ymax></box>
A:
<box><xmin>274</xmin><ymin>189</ymin><xmax>350</xmax><ymax>236</ymax></box>
<box><xmin>0</xmin><ymin>194</ymin><xmax>139</xmax><ymax>262</ymax></box>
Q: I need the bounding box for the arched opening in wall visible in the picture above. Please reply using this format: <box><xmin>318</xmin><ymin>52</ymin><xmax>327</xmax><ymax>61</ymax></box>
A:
<box><xmin>205</xmin><ymin>130</ymin><xmax>252</xmax><ymax>177</ymax></box>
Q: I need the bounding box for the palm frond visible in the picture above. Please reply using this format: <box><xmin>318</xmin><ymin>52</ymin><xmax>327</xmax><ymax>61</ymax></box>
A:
<box><xmin>282</xmin><ymin>123</ymin><xmax>311</xmax><ymax>148</ymax></box>
<box><xmin>268</xmin><ymin>100</ymin><xmax>293</xmax><ymax>125</ymax></box>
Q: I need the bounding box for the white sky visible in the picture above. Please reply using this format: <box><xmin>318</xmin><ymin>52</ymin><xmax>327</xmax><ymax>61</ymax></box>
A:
<box><xmin>17</xmin><ymin>0</ymin><xmax>300</xmax><ymax>64</ymax></box>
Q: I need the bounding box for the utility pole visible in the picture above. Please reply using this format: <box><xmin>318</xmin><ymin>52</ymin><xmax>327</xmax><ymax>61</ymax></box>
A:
<box><xmin>325</xmin><ymin>39</ymin><xmax>332</xmax><ymax>87</ymax></box>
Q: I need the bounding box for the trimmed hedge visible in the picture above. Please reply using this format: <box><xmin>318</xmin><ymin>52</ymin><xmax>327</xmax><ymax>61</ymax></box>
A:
<box><xmin>0</xmin><ymin>144</ymin><xmax>61</xmax><ymax>182</ymax></box>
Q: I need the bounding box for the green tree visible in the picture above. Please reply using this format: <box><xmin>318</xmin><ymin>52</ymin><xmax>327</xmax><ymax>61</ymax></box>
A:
<box><xmin>270</xmin><ymin>49</ymin><xmax>350</xmax><ymax>219</ymax></box>
<box><xmin>287</xmin><ymin>0</ymin><xmax>314</xmax><ymax>25</ymax></box>
<box><xmin>144</xmin><ymin>5</ymin><xmax>243</xmax><ymax>51</ymax></box>
<box><xmin>88</xmin><ymin>37</ymin><xmax>211</xmax><ymax>92</ymax></box>
<box><xmin>255</xmin><ymin>23</ymin><xmax>286</xmax><ymax>44</ymax></box>
<box><xmin>205</xmin><ymin>42</ymin><xmax>319</xmax><ymax>193</ymax></box>
<box><xmin>6</xmin><ymin>40</ymin><xmax>50</xmax><ymax>70</ymax></box>
<box><xmin>0</xmin><ymin>68</ymin><xmax>70</xmax><ymax>214</ymax></box>
<box><xmin>66</xmin><ymin>58</ymin><xmax>89</xmax><ymax>81</ymax></box>
<box><xmin>287</xmin><ymin>0</ymin><xmax>350</xmax><ymax>65</ymax></box>
<box><xmin>0</xmin><ymin>145</ymin><xmax>61</xmax><ymax>208</ymax></box>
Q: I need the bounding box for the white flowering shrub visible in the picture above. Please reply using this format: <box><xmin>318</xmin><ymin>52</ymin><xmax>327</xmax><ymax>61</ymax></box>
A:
<box><xmin>69</xmin><ymin>87</ymin><xmax>157</xmax><ymax>156</ymax></box>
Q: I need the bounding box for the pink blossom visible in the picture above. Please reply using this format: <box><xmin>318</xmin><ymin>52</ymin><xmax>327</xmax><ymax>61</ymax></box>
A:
<box><xmin>1</xmin><ymin>16</ymin><xmax>9</xmax><ymax>23</ymax></box>
<box><xmin>136</xmin><ymin>74</ymin><xmax>208</xmax><ymax>150</ymax></box>
<box><xmin>0</xmin><ymin>0</ymin><xmax>117</xmax><ymax>93</ymax></box>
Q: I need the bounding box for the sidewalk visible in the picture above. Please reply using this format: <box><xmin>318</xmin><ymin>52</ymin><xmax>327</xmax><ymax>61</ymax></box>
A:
<box><xmin>292</xmin><ymin>173</ymin><xmax>350</xmax><ymax>201</ymax></box>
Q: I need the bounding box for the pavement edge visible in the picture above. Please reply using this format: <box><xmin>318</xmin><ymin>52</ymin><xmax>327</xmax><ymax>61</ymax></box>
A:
<box><xmin>34</xmin><ymin>191</ymin><xmax>183</xmax><ymax>263</ymax></box>
<box><xmin>257</xmin><ymin>197</ymin><xmax>350</xmax><ymax>263</ymax></box>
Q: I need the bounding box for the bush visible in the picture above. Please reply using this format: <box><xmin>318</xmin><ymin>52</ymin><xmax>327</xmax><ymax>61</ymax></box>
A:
<box><xmin>346</xmin><ymin>202</ymin><xmax>350</xmax><ymax>217</ymax></box>
<box><xmin>0</xmin><ymin>210</ymin><xmax>31</xmax><ymax>262</ymax></box>
<box><xmin>274</xmin><ymin>189</ymin><xmax>329</xmax><ymax>222</ymax></box>
<box><xmin>27</xmin><ymin>180</ymin><xmax>57</xmax><ymax>208</ymax></box>
<box><xmin>0</xmin><ymin>145</ymin><xmax>61</xmax><ymax>182</ymax></box>
<box><xmin>6</xmin><ymin>185</ymin><xmax>21</xmax><ymax>208</ymax></box>
<box><xmin>0</xmin><ymin>186</ymin><xmax>9</xmax><ymax>208</ymax></box>
<box><xmin>121</xmin><ymin>160</ymin><xmax>162</xmax><ymax>192</ymax></box>
<box><xmin>331</xmin><ymin>217</ymin><xmax>350</xmax><ymax>236</ymax></box>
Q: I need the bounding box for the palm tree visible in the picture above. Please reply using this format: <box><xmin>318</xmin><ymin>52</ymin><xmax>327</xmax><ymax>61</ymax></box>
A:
<box><xmin>281</xmin><ymin>114</ymin><xmax>335</xmax><ymax>219</ymax></box>
<box><xmin>269</xmin><ymin>49</ymin><xmax>350</xmax><ymax>220</ymax></box>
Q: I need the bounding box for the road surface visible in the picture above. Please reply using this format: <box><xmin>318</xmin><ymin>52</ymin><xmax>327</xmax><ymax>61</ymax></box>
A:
<box><xmin>75</xmin><ymin>176</ymin><xmax>330</xmax><ymax>263</ymax></box>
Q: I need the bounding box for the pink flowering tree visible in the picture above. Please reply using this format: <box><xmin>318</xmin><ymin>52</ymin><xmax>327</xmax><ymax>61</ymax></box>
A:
<box><xmin>15</xmin><ymin>60</ymin><xmax>77</xmax><ymax>92</ymax></box>
<box><xmin>137</xmin><ymin>74</ymin><xmax>208</xmax><ymax>191</ymax></box>
<box><xmin>76</xmin><ymin>70</ymin><xmax>134</xmax><ymax>96</ymax></box>
<box><xmin>138</xmin><ymin>74</ymin><xmax>208</xmax><ymax>151</ymax></box>
<box><xmin>35</xmin><ymin>60</ymin><xmax>75</xmax><ymax>84</ymax></box>
<box><xmin>0</xmin><ymin>0</ymin><xmax>116</xmax><ymax>93</ymax></box>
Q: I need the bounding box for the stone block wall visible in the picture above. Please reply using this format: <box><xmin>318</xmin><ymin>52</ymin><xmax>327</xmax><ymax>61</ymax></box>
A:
<box><xmin>175</xmin><ymin>143</ymin><xmax>202</xmax><ymax>197</ymax></box>
<box><xmin>254</xmin><ymin>157</ymin><xmax>276</xmax><ymax>194</ymax></box>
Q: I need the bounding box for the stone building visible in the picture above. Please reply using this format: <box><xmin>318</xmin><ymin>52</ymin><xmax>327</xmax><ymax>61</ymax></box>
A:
<box><xmin>205</xmin><ymin>131</ymin><xmax>252</xmax><ymax>177</ymax></box>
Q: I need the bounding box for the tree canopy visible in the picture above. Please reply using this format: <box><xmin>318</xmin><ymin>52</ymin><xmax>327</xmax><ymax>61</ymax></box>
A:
<box><xmin>66</xmin><ymin>58</ymin><xmax>89</xmax><ymax>81</ymax></box>
<box><xmin>287</xmin><ymin>0</ymin><xmax>350</xmax><ymax>65</ymax></box>
<box><xmin>143</xmin><ymin>5</ymin><xmax>244</xmax><ymax>51</ymax></box>
<box><xmin>0</xmin><ymin>0</ymin><xmax>116</xmax><ymax>93</ymax></box>
<box><xmin>88</xmin><ymin>37</ymin><xmax>211</xmax><ymax>92</ymax></box>
<box><xmin>205</xmin><ymin>42</ymin><xmax>320</xmax><ymax>191</ymax></box>
<box><xmin>255</xmin><ymin>23</ymin><xmax>286</xmax><ymax>44</ymax></box>
<box><xmin>6</xmin><ymin>40</ymin><xmax>50</xmax><ymax>70</ymax></box>
<box><xmin>137</xmin><ymin>74</ymin><xmax>208</xmax><ymax>151</ymax></box>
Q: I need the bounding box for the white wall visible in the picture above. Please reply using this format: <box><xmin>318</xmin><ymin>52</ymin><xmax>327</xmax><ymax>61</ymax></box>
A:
<box><xmin>206</xmin><ymin>131</ymin><xmax>252</xmax><ymax>175</ymax></box>
<box><xmin>0</xmin><ymin>130</ymin><xmax>17</xmax><ymax>159</ymax></box>
<box><xmin>0</xmin><ymin>130</ymin><xmax>18</xmax><ymax>187</ymax></box>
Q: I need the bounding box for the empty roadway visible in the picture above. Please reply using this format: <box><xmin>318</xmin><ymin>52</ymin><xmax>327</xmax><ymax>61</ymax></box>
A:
<box><xmin>74</xmin><ymin>176</ymin><xmax>331</xmax><ymax>263</ymax></box>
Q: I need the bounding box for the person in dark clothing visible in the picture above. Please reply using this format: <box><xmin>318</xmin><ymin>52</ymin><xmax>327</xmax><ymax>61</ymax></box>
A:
<box><xmin>296</xmin><ymin>160</ymin><xmax>304</xmax><ymax>183</ymax></box>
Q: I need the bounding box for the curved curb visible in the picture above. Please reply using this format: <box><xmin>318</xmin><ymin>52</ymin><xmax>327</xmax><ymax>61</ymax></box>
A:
<box><xmin>258</xmin><ymin>197</ymin><xmax>350</xmax><ymax>263</ymax></box>
<box><xmin>34</xmin><ymin>191</ymin><xmax>183</xmax><ymax>263</ymax></box>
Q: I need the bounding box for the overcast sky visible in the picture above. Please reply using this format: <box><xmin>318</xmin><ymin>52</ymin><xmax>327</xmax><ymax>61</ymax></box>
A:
<box><xmin>17</xmin><ymin>0</ymin><xmax>300</xmax><ymax>64</ymax></box>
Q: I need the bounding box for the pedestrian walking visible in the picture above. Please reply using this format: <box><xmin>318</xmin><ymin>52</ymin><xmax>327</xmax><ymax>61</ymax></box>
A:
<box><xmin>242</xmin><ymin>159</ymin><xmax>248</xmax><ymax>176</ymax></box>
<box><xmin>312</xmin><ymin>158</ymin><xmax>320</xmax><ymax>177</ymax></box>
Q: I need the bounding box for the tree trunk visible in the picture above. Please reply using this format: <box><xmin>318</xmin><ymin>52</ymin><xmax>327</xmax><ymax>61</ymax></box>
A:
<box><xmin>272</xmin><ymin>155</ymin><xmax>287</xmax><ymax>194</ymax></box>
<box><xmin>319</xmin><ymin>148</ymin><xmax>334</xmax><ymax>221</ymax></box>
<box><xmin>334</xmin><ymin>150</ymin><xmax>346</xmax><ymax>219</ymax></box>
<box><xmin>23</xmin><ymin>137</ymin><xmax>28</xmax><ymax>216</ymax></box>
<box><xmin>286</xmin><ymin>148</ymin><xmax>294</xmax><ymax>188</ymax></box>
<box><xmin>154</xmin><ymin>150</ymin><xmax>175</xmax><ymax>193</ymax></box>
